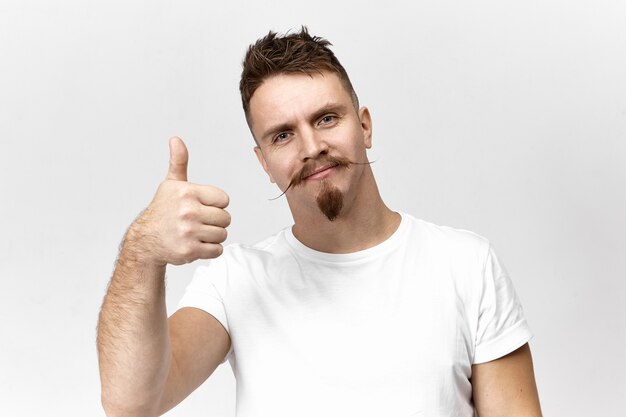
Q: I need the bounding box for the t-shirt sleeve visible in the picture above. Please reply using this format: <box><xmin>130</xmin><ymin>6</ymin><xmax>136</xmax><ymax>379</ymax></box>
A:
<box><xmin>176</xmin><ymin>258</ymin><xmax>232</xmax><ymax>362</ymax></box>
<box><xmin>473</xmin><ymin>244</ymin><xmax>533</xmax><ymax>364</ymax></box>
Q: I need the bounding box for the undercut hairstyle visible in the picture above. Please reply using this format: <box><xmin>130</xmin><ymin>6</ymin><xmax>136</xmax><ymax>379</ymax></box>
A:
<box><xmin>239</xmin><ymin>26</ymin><xmax>359</xmax><ymax>124</ymax></box>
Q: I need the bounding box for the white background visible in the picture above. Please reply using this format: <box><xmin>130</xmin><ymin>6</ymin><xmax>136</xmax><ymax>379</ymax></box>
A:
<box><xmin>1</xmin><ymin>0</ymin><xmax>625</xmax><ymax>416</ymax></box>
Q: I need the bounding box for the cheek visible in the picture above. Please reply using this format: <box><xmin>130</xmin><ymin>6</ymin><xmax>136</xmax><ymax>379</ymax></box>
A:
<box><xmin>267</xmin><ymin>159</ymin><xmax>295</xmax><ymax>186</ymax></box>
<box><xmin>343</xmin><ymin>134</ymin><xmax>367</xmax><ymax>157</ymax></box>
<box><xmin>339</xmin><ymin>125</ymin><xmax>366</xmax><ymax>150</ymax></box>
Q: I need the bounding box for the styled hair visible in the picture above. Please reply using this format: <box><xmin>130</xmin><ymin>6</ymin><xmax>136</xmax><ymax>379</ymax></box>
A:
<box><xmin>239</xmin><ymin>26</ymin><xmax>359</xmax><ymax>123</ymax></box>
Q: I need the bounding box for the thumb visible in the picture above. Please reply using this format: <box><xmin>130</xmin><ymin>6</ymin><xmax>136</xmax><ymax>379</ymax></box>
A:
<box><xmin>167</xmin><ymin>136</ymin><xmax>188</xmax><ymax>181</ymax></box>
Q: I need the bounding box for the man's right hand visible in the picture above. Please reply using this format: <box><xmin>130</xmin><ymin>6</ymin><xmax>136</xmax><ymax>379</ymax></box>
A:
<box><xmin>98</xmin><ymin>137</ymin><xmax>232</xmax><ymax>417</ymax></box>
<box><xmin>127</xmin><ymin>136</ymin><xmax>231</xmax><ymax>267</ymax></box>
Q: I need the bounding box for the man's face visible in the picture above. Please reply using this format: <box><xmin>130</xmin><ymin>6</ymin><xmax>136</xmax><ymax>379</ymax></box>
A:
<box><xmin>249</xmin><ymin>71</ymin><xmax>372</xmax><ymax>221</ymax></box>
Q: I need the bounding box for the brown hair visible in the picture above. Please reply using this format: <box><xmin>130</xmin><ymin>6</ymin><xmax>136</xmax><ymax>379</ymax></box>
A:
<box><xmin>239</xmin><ymin>26</ymin><xmax>359</xmax><ymax>123</ymax></box>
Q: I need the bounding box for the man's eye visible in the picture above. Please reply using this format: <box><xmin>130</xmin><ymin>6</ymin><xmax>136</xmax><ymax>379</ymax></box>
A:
<box><xmin>319</xmin><ymin>115</ymin><xmax>336</xmax><ymax>125</ymax></box>
<box><xmin>274</xmin><ymin>132</ymin><xmax>290</xmax><ymax>143</ymax></box>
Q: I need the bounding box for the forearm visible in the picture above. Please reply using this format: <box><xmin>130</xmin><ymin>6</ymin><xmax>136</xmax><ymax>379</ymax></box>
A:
<box><xmin>97</xmin><ymin>234</ymin><xmax>171</xmax><ymax>417</ymax></box>
<box><xmin>97</xmin><ymin>137</ymin><xmax>230</xmax><ymax>415</ymax></box>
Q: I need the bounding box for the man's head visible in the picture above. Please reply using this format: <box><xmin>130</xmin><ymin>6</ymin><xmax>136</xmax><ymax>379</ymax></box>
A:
<box><xmin>241</xmin><ymin>28</ymin><xmax>373</xmax><ymax>223</ymax></box>
<box><xmin>240</xmin><ymin>26</ymin><xmax>359</xmax><ymax>128</ymax></box>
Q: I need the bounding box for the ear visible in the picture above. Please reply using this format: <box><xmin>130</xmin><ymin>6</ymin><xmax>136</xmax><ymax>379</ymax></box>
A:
<box><xmin>254</xmin><ymin>146</ymin><xmax>276</xmax><ymax>183</ymax></box>
<box><xmin>358</xmin><ymin>107</ymin><xmax>373</xmax><ymax>149</ymax></box>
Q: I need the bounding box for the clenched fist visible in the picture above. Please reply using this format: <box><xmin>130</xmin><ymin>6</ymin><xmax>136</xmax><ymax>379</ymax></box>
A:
<box><xmin>126</xmin><ymin>137</ymin><xmax>231</xmax><ymax>267</ymax></box>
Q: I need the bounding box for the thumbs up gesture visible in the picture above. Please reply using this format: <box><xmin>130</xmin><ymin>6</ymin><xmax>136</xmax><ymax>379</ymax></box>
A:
<box><xmin>127</xmin><ymin>137</ymin><xmax>231</xmax><ymax>267</ymax></box>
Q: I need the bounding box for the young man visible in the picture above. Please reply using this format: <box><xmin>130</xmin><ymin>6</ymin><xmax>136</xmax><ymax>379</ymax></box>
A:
<box><xmin>97</xmin><ymin>28</ymin><xmax>542</xmax><ymax>417</ymax></box>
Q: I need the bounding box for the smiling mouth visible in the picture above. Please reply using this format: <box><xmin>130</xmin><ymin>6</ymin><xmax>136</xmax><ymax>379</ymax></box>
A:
<box><xmin>302</xmin><ymin>163</ymin><xmax>339</xmax><ymax>180</ymax></box>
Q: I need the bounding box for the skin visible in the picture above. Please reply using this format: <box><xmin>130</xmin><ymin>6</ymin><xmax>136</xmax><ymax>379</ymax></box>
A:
<box><xmin>97</xmin><ymin>71</ymin><xmax>542</xmax><ymax>416</ymax></box>
<box><xmin>97</xmin><ymin>137</ymin><xmax>232</xmax><ymax>416</ymax></box>
<box><xmin>250</xmin><ymin>72</ymin><xmax>400</xmax><ymax>253</ymax></box>
<box><xmin>472</xmin><ymin>343</ymin><xmax>543</xmax><ymax>416</ymax></box>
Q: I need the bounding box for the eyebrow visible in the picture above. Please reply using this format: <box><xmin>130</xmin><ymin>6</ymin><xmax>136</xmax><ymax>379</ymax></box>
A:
<box><xmin>260</xmin><ymin>102</ymin><xmax>348</xmax><ymax>143</ymax></box>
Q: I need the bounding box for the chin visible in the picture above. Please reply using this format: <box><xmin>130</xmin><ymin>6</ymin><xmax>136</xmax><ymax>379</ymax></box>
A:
<box><xmin>316</xmin><ymin>181</ymin><xmax>344</xmax><ymax>221</ymax></box>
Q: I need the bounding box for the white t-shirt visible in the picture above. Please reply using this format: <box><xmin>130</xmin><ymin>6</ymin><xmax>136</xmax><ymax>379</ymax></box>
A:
<box><xmin>177</xmin><ymin>213</ymin><xmax>532</xmax><ymax>417</ymax></box>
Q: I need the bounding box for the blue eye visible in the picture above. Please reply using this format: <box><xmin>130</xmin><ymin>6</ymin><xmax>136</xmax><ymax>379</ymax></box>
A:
<box><xmin>320</xmin><ymin>115</ymin><xmax>335</xmax><ymax>125</ymax></box>
<box><xmin>273</xmin><ymin>132</ymin><xmax>290</xmax><ymax>143</ymax></box>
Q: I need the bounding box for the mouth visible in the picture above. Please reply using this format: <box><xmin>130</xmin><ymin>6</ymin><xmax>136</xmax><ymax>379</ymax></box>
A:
<box><xmin>302</xmin><ymin>163</ymin><xmax>339</xmax><ymax>180</ymax></box>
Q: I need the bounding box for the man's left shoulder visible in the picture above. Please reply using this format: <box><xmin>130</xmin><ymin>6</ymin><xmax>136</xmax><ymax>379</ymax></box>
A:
<box><xmin>403</xmin><ymin>213</ymin><xmax>491</xmax><ymax>255</ymax></box>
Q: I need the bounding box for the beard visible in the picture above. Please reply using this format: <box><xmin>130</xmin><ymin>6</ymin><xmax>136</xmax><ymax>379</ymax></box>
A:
<box><xmin>270</xmin><ymin>153</ymin><xmax>373</xmax><ymax>221</ymax></box>
<box><xmin>316</xmin><ymin>180</ymin><xmax>344</xmax><ymax>221</ymax></box>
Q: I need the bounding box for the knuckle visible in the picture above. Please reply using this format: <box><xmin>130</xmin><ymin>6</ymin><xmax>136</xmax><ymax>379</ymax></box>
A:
<box><xmin>178</xmin><ymin>183</ymin><xmax>194</xmax><ymax>200</ymax></box>
<box><xmin>209</xmin><ymin>186</ymin><xmax>229</xmax><ymax>208</ymax></box>
<box><xmin>216</xmin><ymin>227</ymin><xmax>228</xmax><ymax>243</ymax></box>
<box><xmin>177</xmin><ymin>222</ymin><xmax>194</xmax><ymax>239</ymax></box>
<box><xmin>223</xmin><ymin>210</ymin><xmax>232</xmax><ymax>227</ymax></box>
<box><xmin>201</xmin><ymin>243</ymin><xmax>223</xmax><ymax>259</ymax></box>
<box><xmin>178</xmin><ymin>202</ymin><xmax>196</xmax><ymax>221</ymax></box>
<box><xmin>179</xmin><ymin>242</ymin><xmax>197</xmax><ymax>261</ymax></box>
<box><xmin>221</xmin><ymin>192</ymin><xmax>230</xmax><ymax>208</ymax></box>
<box><xmin>212</xmin><ymin>244</ymin><xmax>224</xmax><ymax>257</ymax></box>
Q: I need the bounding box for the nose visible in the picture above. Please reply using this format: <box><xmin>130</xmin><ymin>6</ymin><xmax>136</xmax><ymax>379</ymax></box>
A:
<box><xmin>299</xmin><ymin>127</ymin><xmax>328</xmax><ymax>161</ymax></box>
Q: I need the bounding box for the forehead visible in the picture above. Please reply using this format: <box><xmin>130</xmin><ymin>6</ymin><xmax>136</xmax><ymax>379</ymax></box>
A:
<box><xmin>248</xmin><ymin>71</ymin><xmax>352</xmax><ymax>132</ymax></box>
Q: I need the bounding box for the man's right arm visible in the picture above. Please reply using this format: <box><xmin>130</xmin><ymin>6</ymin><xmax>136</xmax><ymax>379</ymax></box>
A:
<box><xmin>97</xmin><ymin>137</ymin><xmax>231</xmax><ymax>416</ymax></box>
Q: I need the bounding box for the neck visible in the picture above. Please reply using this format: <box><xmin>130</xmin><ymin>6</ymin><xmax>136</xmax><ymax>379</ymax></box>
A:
<box><xmin>290</xmin><ymin>168</ymin><xmax>401</xmax><ymax>254</ymax></box>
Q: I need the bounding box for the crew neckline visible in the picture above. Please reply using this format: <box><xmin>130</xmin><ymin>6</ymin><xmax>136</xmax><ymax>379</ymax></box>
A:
<box><xmin>283</xmin><ymin>212</ymin><xmax>408</xmax><ymax>264</ymax></box>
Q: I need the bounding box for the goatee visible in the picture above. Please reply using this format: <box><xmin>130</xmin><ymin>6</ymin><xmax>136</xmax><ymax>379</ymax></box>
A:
<box><xmin>316</xmin><ymin>181</ymin><xmax>343</xmax><ymax>221</ymax></box>
<box><xmin>268</xmin><ymin>153</ymin><xmax>374</xmax><ymax>220</ymax></box>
